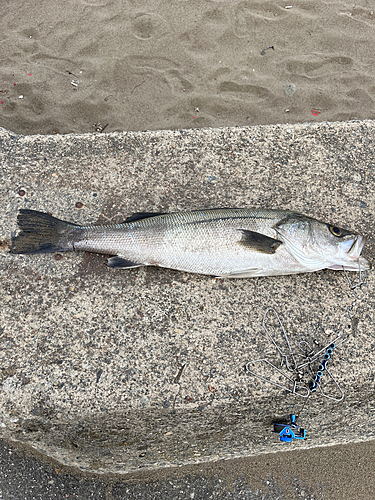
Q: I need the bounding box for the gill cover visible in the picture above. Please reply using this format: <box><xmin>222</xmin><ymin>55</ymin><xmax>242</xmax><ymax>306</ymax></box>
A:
<box><xmin>274</xmin><ymin>216</ymin><xmax>326</xmax><ymax>270</ymax></box>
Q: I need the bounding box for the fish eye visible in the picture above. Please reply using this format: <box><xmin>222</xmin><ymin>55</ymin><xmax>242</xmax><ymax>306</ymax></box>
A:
<box><xmin>329</xmin><ymin>226</ymin><xmax>342</xmax><ymax>237</ymax></box>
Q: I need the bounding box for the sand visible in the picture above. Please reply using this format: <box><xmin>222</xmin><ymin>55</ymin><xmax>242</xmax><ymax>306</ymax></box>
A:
<box><xmin>0</xmin><ymin>0</ymin><xmax>375</xmax><ymax>135</ymax></box>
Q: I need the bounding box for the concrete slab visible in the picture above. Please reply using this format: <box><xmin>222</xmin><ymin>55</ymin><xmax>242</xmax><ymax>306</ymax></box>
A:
<box><xmin>0</xmin><ymin>121</ymin><xmax>374</xmax><ymax>474</ymax></box>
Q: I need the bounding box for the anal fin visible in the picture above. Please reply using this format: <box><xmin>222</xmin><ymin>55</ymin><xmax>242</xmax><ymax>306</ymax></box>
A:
<box><xmin>108</xmin><ymin>256</ymin><xmax>143</xmax><ymax>269</ymax></box>
<box><xmin>218</xmin><ymin>269</ymin><xmax>262</xmax><ymax>279</ymax></box>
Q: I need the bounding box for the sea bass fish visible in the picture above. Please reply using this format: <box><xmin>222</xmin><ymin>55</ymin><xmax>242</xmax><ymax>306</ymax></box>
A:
<box><xmin>10</xmin><ymin>208</ymin><xmax>370</xmax><ymax>278</ymax></box>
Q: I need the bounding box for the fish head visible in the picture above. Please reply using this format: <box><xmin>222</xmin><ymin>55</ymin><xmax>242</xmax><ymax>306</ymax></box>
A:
<box><xmin>275</xmin><ymin>215</ymin><xmax>370</xmax><ymax>272</ymax></box>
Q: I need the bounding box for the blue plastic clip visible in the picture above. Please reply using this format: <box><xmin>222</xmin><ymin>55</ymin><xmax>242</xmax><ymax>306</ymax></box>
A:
<box><xmin>273</xmin><ymin>414</ymin><xmax>306</xmax><ymax>442</ymax></box>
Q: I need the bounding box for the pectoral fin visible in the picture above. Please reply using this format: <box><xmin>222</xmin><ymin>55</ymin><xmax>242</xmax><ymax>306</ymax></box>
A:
<box><xmin>108</xmin><ymin>256</ymin><xmax>143</xmax><ymax>269</ymax></box>
<box><xmin>238</xmin><ymin>230</ymin><xmax>282</xmax><ymax>254</ymax></box>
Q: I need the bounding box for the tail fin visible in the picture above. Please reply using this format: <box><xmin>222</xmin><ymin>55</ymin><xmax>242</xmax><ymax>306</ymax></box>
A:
<box><xmin>10</xmin><ymin>209</ymin><xmax>79</xmax><ymax>254</ymax></box>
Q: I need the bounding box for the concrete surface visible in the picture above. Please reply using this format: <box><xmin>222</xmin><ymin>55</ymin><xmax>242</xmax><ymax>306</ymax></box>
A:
<box><xmin>0</xmin><ymin>121</ymin><xmax>374</xmax><ymax>475</ymax></box>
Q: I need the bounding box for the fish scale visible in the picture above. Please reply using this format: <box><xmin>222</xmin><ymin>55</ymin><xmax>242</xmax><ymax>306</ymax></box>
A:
<box><xmin>10</xmin><ymin>208</ymin><xmax>370</xmax><ymax>278</ymax></box>
<box><xmin>73</xmin><ymin>212</ymin><xmax>287</xmax><ymax>276</ymax></box>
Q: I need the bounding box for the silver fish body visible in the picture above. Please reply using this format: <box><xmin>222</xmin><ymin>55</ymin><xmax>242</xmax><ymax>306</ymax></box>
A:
<box><xmin>10</xmin><ymin>208</ymin><xmax>370</xmax><ymax>278</ymax></box>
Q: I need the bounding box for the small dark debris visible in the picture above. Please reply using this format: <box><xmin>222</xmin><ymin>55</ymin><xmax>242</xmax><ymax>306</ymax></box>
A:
<box><xmin>96</xmin><ymin>369</ymin><xmax>103</xmax><ymax>383</ymax></box>
<box><xmin>351</xmin><ymin>316</ymin><xmax>359</xmax><ymax>334</ymax></box>
<box><xmin>139</xmin><ymin>452</ymin><xmax>146</xmax><ymax>457</ymax></box>
<box><xmin>173</xmin><ymin>364</ymin><xmax>186</xmax><ymax>384</ymax></box>
<box><xmin>261</xmin><ymin>46</ymin><xmax>274</xmax><ymax>56</ymax></box>
<box><xmin>18</xmin><ymin>189</ymin><xmax>26</xmax><ymax>197</ymax></box>
<box><xmin>360</xmin><ymin>201</ymin><xmax>367</xmax><ymax>208</ymax></box>
<box><xmin>75</xmin><ymin>202</ymin><xmax>84</xmax><ymax>209</ymax></box>
<box><xmin>54</xmin><ymin>254</ymin><xmax>63</xmax><ymax>261</ymax></box>
<box><xmin>93</xmin><ymin>123</ymin><xmax>109</xmax><ymax>133</ymax></box>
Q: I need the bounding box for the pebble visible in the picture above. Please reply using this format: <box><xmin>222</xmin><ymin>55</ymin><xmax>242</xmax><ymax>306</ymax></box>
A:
<box><xmin>283</xmin><ymin>83</ymin><xmax>297</xmax><ymax>96</ymax></box>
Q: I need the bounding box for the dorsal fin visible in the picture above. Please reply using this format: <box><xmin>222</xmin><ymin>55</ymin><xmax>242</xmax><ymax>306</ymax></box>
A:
<box><xmin>122</xmin><ymin>212</ymin><xmax>167</xmax><ymax>223</ymax></box>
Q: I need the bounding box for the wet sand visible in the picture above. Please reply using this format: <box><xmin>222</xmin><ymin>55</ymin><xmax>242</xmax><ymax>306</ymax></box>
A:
<box><xmin>0</xmin><ymin>0</ymin><xmax>375</xmax><ymax>135</ymax></box>
<box><xmin>2</xmin><ymin>438</ymin><xmax>375</xmax><ymax>499</ymax></box>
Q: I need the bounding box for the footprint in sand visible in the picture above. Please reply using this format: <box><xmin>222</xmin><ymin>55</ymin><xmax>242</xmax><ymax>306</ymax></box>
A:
<box><xmin>130</xmin><ymin>13</ymin><xmax>169</xmax><ymax>41</ymax></box>
<box><xmin>233</xmin><ymin>1</ymin><xmax>287</xmax><ymax>38</ymax></box>
<box><xmin>283</xmin><ymin>55</ymin><xmax>353</xmax><ymax>78</ymax></box>
<box><xmin>80</xmin><ymin>0</ymin><xmax>112</xmax><ymax>5</ymax></box>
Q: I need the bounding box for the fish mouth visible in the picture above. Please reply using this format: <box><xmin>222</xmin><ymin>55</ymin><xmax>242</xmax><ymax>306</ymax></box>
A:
<box><xmin>328</xmin><ymin>256</ymin><xmax>371</xmax><ymax>271</ymax></box>
<box><xmin>330</xmin><ymin>235</ymin><xmax>371</xmax><ymax>271</ymax></box>
<box><xmin>343</xmin><ymin>235</ymin><xmax>365</xmax><ymax>260</ymax></box>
